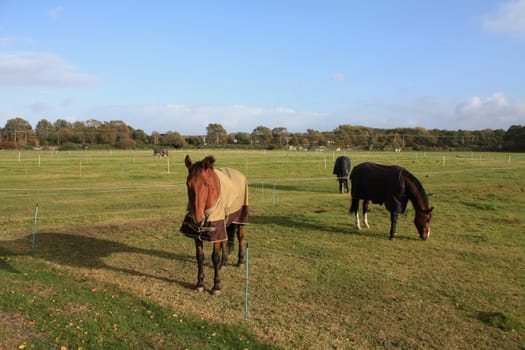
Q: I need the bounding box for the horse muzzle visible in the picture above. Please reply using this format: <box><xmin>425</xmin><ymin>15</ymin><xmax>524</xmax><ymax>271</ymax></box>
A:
<box><xmin>188</xmin><ymin>212</ymin><xmax>209</xmax><ymax>228</ymax></box>
<box><xmin>420</xmin><ymin>228</ymin><xmax>430</xmax><ymax>240</ymax></box>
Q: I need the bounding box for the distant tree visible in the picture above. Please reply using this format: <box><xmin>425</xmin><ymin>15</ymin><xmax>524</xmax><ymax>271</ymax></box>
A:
<box><xmin>53</xmin><ymin>118</ymin><xmax>74</xmax><ymax>144</ymax></box>
<box><xmin>132</xmin><ymin>129</ymin><xmax>148</xmax><ymax>145</ymax></box>
<box><xmin>162</xmin><ymin>131</ymin><xmax>186</xmax><ymax>148</ymax></box>
<box><xmin>85</xmin><ymin>119</ymin><xmax>102</xmax><ymax>144</ymax></box>
<box><xmin>233</xmin><ymin>132</ymin><xmax>252</xmax><ymax>145</ymax></box>
<box><xmin>272</xmin><ymin>127</ymin><xmax>288</xmax><ymax>147</ymax></box>
<box><xmin>206</xmin><ymin>123</ymin><xmax>227</xmax><ymax>144</ymax></box>
<box><xmin>333</xmin><ymin>125</ymin><xmax>353</xmax><ymax>148</ymax></box>
<box><xmin>187</xmin><ymin>135</ymin><xmax>204</xmax><ymax>146</ymax></box>
<box><xmin>413</xmin><ymin>127</ymin><xmax>436</xmax><ymax>150</ymax></box>
<box><xmin>3</xmin><ymin>117</ymin><xmax>36</xmax><ymax>147</ymax></box>
<box><xmin>72</xmin><ymin>121</ymin><xmax>87</xmax><ymax>144</ymax></box>
<box><xmin>151</xmin><ymin>131</ymin><xmax>161</xmax><ymax>145</ymax></box>
<box><xmin>35</xmin><ymin>119</ymin><xmax>56</xmax><ymax>146</ymax></box>
<box><xmin>287</xmin><ymin>133</ymin><xmax>301</xmax><ymax>146</ymax></box>
<box><xmin>98</xmin><ymin>122</ymin><xmax>117</xmax><ymax>145</ymax></box>
<box><xmin>251</xmin><ymin>125</ymin><xmax>272</xmax><ymax>144</ymax></box>
<box><xmin>503</xmin><ymin>125</ymin><xmax>525</xmax><ymax>151</ymax></box>
<box><xmin>305</xmin><ymin>129</ymin><xmax>322</xmax><ymax>148</ymax></box>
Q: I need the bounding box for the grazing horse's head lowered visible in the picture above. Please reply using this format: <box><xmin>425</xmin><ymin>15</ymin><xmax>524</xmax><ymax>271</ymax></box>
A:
<box><xmin>414</xmin><ymin>208</ymin><xmax>433</xmax><ymax>240</ymax></box>
<box><xmin>349</xmin><ymin>162</ymin><xmax>433</xmax><ymax>240</ymax></box>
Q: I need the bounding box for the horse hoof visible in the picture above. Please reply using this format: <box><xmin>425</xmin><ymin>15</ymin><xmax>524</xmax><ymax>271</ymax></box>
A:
<box><xmin>196</xmin><ymin>286</ymin><xmax>205</xmax><ymax>293</ymax></box>
<box><xmin>237</xmin><ymin>263</ymin><xmax>245</xmax><ymax>268</ymax></box>
<box><xmin>211</xmin><ymin>289</ymin><xmax>222</xmax><ymax>297</ymax></box>
<box><xmin>389</xmin><ymin>234</ymin><xmax>396</xmax><ymax>240</ymax></box>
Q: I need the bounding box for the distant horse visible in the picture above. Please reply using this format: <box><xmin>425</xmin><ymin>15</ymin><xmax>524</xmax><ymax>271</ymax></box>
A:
<box><xmin>180</xmin><ymin>155</ymin><xmax>248</xmax><ymax>295</ymax></box>
<box><xmin>154</xmin><ymin>148</ymin><xmax>169</xmax><ymax>157</ymax></box>
<box><xmin>333</xmin><ymin>156</ymin><xmax>351</xmax><ymax>193</ymax></box>
<box><xmin>349</xmin><ymin>162</ymin><xmax>433</xmax><ymax>240</ymax></box>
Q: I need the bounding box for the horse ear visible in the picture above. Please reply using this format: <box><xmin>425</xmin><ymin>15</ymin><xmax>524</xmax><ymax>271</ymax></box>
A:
<box><xmin>428</xmin><ymin>207</ymin><xmax>434</xmax><ymax>213</ymax></box>
<box><xmin>202</xmin><ymin>156</ymin><xmax>216</xmax><ymax>169</ymax></box>
<box><xmin>184</xmin><ymin>155</ymin><xmax>192</xmax><ymax>169</ymax></box>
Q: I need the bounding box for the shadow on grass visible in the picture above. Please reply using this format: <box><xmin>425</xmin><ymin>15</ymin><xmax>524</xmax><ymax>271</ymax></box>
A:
<box><xmin>269</xmin><ymin>183</ymin><xmax>337</xmax><ymax>194</ymax></box>
<box><xmin>250</xmin><ymin>212</ymin><xmax>421</xmax><ymax>241</ymax></box>
<box><xmin>0</xmin><ymin>232</ymin><xmax>195</xmax><ymax>290</ymax></box>
<box><xmin>0</xmin><ymin>247</ymin><xmax>19</xmax><ymax>274</ymax></box>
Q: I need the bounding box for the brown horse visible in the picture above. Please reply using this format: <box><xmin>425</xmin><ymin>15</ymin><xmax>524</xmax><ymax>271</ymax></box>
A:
<box><xmin>349</xmin><ymin>162</ymin><xmax>433</xmax><ymax>240</ymax></box>
<box><xmin>154</xmin><ymin>148</ymin><xmax>169</xmax><ymax>157</ymax></box>
<box><xmin>180</xmin><ymin>155</ymin><xmax>248</xmax><ymax>295</ymax></box>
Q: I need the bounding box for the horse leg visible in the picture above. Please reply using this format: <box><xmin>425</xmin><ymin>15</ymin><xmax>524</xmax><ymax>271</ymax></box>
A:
<box><xmin>236</xmin><ymin>224</ymin><xmax>245</xmax><ymax>266</ymax></box>
<box><xmin>218</xmin><ymin>225</ymin><xmax>235</xmax><ymax>269</ymax></box>
<box><xmin>389</xmin><ymin>212</ymin><xmax>398</xmax><ymax>240</ymax></box>
<box><xmin>226</xmin><ymin>225</ymin><xmax>236</xmax><ymax>254</ymax></box>
<box><xmin>211</xmin><ymin>241</ymin><xmax>222</xmax><ymax>296</ymax></box>
<box><xmin>195</xmin><ymin>239</ymin><xmax>205</xmax><ymax>292</ymax></box>
<box><xmin>344</xmin><ymin>179</ymin><xmax>349</xmax><ymax>193</ymax></box>
<box><xmin>363</xmin><ymin>200</ymin><xmax>370</xmax><ymax>228</ymax></box>
<box><xmin>350</xmin><ymin>198</ymin><xmax>361</xmax><ymax>229</ymax></box>
<box><xmin>219</xmin><ymin>240</ymin><xmax>228</xmax><ymax>269</ymax></box>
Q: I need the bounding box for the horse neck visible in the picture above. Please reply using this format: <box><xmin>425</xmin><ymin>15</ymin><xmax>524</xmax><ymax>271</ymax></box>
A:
<box><xmin>404</xmin><ymin>174</ymin><xmax>429</xmax><ymax>213</ymax></box>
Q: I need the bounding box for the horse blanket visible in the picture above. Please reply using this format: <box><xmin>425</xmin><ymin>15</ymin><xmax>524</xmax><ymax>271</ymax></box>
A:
<box><xmin>350</xmin><ymin>162</ymin><xmax>409</xmax><ymax>214</ymax></box>
<box><xmin>180</xmin><ymin>167</ymin><xmax>249</xmax><ymax>242</ymax></box>
<box><xmin>333</xmin><ymin>156</ymin><xmax>351</xmax><ymax>178</ymax></box>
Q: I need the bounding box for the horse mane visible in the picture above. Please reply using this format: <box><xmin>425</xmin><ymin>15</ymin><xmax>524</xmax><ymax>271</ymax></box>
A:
<box><xmin>402</xmin><ymin>169</ymin><xmax>429</xmax><ymax>208</ymax></box>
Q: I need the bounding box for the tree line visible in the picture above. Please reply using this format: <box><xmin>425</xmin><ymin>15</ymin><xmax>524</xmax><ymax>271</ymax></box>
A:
<box><xmin>1</xmin><ymin>117</ymin><xmax>524</xmax><ymax>152</ymax></box>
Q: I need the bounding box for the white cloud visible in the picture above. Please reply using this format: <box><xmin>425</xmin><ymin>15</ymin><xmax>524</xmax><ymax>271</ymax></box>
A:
<box><xmin>338</xmin><ymin>94</ymin><xmax>524</xmax><ymax>130</ymax></box>
<box><xmin>0</xmin><ymin>35</ymin><xmax>32</xmax><ymax>46</ymax></box>
<box><xmin>483</xmin><ymin>0</ymin><xmax>525</xmax><ymax>37</ymax></box>
<box><xmin>333</xmin><ymin>73</ymin><xmax>346</xmax><ymax>81</ymax></box>
<box><xmin>48</xmin><ymin>6</ymin><xmax>64</xmax><ymax>19</ymax></box>
<box><xmin>88</xmin><ymin>104</ymin><xmax>323</xmax><ymax>134</ymax></box>
<box><xmin>0</xmin><ymin>52</ymin><xmax>100</xmax><ymax>87</ymax></box>
<box><xmin>454</xmin><ymin>92</ymin><xmax>525</xmax><ymax>128</ymax></box>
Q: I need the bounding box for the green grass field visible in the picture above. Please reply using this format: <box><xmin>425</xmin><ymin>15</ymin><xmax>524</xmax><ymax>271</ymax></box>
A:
<box><xmin>1</xmin><ymin>149</ymin><xmax>524</xmax><ymax>349</ymax></box>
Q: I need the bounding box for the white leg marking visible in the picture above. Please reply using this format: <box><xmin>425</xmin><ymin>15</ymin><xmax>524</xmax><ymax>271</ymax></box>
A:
<box><xmin>355</xmin><ymin>213</ymin><xmax>361</xmax><ymax>230</ymax></box>
<box><xmin>363</xmin><ymin>212</ymin><xmax>370</xmax><ymax>228</ymax></box>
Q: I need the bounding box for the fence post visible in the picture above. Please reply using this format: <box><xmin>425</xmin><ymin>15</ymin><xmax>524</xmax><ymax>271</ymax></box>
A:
<box><xmin>32</xmin><ymin>204</ymin><xmax>39</xmax><ymax>253</ymax></box>
<box><xmin>261</xmin><ymin>180</ymin><xmax>264</xmax><ymax>204</ymax></box>
<box><xmin>244</xmin><ymin>242</ymin><xmax>249</xmax><ymax>321</ymax></box>
<box><xmin>272</xmin><ymin>179</ymin><xmax>276</xmax><ymax>206</ymax></box>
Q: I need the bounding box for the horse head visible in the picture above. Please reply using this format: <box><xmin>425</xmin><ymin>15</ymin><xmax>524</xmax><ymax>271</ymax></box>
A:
<box><xmin>414</xmin><ymin>207</ymin><xmax>433</xmax><ymax>240</ymax></box>
<box><xmin>184</xmin><ymin>155</ymin><xmax>220</xmax><ymax>225</ymax></box>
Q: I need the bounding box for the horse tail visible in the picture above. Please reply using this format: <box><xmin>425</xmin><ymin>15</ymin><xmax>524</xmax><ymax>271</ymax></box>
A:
<box><xmin>349</xmin><ymin>166</ymin><xmax>360</xmax><ymax>213</ymax></box>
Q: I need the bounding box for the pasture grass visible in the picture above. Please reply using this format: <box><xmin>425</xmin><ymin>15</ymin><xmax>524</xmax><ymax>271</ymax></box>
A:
<box><xmin>0</xmin><ymin>149</ymin><xmax>524</xmax><ymax>349</ymax></box>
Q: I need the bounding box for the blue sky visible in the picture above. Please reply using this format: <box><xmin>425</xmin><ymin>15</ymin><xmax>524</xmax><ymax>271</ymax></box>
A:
<box><xmin>1</xmin><ymin>1</ymin><xmax>524</xmax><ymax>134</ymax></box>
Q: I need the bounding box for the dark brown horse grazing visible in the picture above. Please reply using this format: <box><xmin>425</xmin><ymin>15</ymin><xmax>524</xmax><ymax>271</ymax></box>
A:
<box><xmin>180</xmin><ymin>155</ymin><xmax>248</xmax><ymax>296</ymax></box>
<box><xmin>349</xmin><ymin>162</ymin><xmax>433</xmax><ymax>240</ymax></box>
